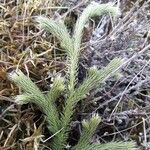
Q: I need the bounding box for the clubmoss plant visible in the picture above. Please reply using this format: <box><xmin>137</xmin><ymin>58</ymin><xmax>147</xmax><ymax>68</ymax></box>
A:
<box><xmin>9</xmin><ymin>2</ymin><xmax>136</xmax><ymax>150</ymax></box>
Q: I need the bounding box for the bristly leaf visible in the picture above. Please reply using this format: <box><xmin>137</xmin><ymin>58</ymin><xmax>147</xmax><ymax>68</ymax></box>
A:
<box><xmin>73</xmin><ymin>2</ymin><xmax>119</xmax><ymax>52</ymax></box>
<box><xmin>61</xmin><ymin>58</ymin><xmax>123</xmax><ymax>123</ymax></box>
<box><xmin>47</xmin><ymin>75</ymin><xmax>65</xmax><ymax>103</ymax></box>
<box><xmin>73</xmin><ymin>58</ymin><xmax>124</xmax><ymax>101</ymax></box>
<box><xmin>67</xmin><ymin>3</ymin><xmax>120</xmax><ymax>121</ymax></box>
<box><xmin>69</xmin><ymin>2</ymin><xmax>119</xmax><ymax>92</ymax></box>
<box><xmin>35</xmin><ymin>16</ymin><xmax>75</xmax><ymax>93</ymax></box>
<box><xmin>8</xmin><ymin>70</ymin><xmax>45</xmax><ymax>105</ymax></box>
<box><xmin>8</xmin><ymin>2</ymin><xmax>136</xmax><ymax>150</ymax></box>
<box><xmin>9</xmin><ymin>70</ymin><xmax>60</xmax><ymax>134</ymax></box>
<box><xmin>80</xmin><ymin>142</ymin><xmax>136</xmax><ymax>150</ymax></box>
<box><xmin>15</xmin><ymin>94</ymin><xmax>34</xmax><ymax>105</ymax></box>
<box><xmin>35</xmin><ymin>3</ymin><xmax>119</xmax><ymax>93</ymax></box>
<box><xmin>73</xmin><ymin>114</ymin><xmax>101</xmax><ymax>150</ymax></box>
<box><xmin>59</xmin><ymin>58</ymin><xmax>124</xmax><ymax>149</ymax></box>
<box><xmin>64</xmin><ymin>58</ymin><xmax>123</xmax><ymax>113</ymax></box>
<box><xmin>36</xmin><ymin>16</ymin><xmax>73</xmax><ymax>55</ymax></box>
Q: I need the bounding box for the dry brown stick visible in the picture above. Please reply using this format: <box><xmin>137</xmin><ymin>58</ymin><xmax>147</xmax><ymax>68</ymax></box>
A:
<box><xmin>93</xmin><ymin>43</ymin><xmax>150</xmax><ymax>109</ymax></box>
<box><xmin>59</xmin><ymin>0</ymin><xmax>88</xmax><ymax>20</ymax></box>
<box><xmin>95</xmin><ymin>77</ymin><xmax>150</xmax><ymax>110</ymax></box>
<box><xmin>109</xmin><ymin>0</ymin><xmax>145</xmax><ymax>37</ymax></box>
<box><xmin>0</xmin><ymin>96</ymin><xmax>14</xmax><ymax>102</ymax></box>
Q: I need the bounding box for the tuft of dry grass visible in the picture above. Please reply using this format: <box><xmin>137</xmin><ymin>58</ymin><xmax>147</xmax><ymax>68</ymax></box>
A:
<box><xmin>0</xmin><ymin>0</ymin><xmax>67</xmax><ymax>149</ymax></box>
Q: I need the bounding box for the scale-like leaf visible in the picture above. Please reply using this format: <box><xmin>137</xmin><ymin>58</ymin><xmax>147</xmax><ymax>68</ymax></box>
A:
<box><xmin>80</xmin><ymin>142</ymin><xmax>136</xmax><ymax>150</ymax></box>
<box><xmin>73</xmin><ymin>114</ymin><xmax>101</xmax><ymax>150</ymax></box>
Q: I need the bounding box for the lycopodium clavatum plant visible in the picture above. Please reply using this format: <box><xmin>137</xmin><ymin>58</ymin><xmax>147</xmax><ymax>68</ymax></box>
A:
<box><xmin>9</xmin><ymin>2</ymin><xmax>136</xmax><ymax>150</ymax></box>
